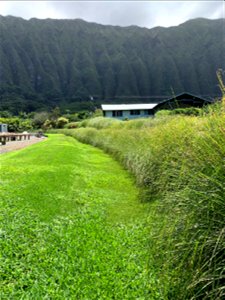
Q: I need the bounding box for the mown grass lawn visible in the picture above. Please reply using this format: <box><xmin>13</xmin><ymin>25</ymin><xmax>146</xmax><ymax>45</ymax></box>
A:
<box><xmin>0</xmin><ymin>134</ymin><xmax>159</xmax><ymax>299</ymax></box>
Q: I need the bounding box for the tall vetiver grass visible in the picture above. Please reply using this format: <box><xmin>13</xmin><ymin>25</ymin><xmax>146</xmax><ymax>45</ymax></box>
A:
<box><xmin>58</xmin><ymin>103</ymin><xmax>225</xmax><ymax>299</ymax></box>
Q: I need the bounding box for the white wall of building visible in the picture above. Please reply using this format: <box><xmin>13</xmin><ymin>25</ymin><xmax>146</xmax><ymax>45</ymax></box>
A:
<box><xmin>105</xmin><ymin>110</ymin><xmax>154</xmax><ymax>120</ymax></box>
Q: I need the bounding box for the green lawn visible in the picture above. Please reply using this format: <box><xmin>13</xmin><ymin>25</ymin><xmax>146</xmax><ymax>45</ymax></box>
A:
<box><xmin>0</xmin><ymin>134</ymin><xmax>159</xmax><ymax>299</ymax></box>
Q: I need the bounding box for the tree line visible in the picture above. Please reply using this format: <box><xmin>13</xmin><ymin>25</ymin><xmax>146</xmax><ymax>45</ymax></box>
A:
<box><xmin>0</xmin><ymin>16</ymin><xmax>224</xmax><ymax>113</ymax></box>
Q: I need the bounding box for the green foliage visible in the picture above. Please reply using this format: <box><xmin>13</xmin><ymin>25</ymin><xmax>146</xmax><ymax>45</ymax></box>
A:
<box><xmin>79</xmin><ymin>117</ymin><xmax>121</xmax><ymax>129</ymax></box>
<box><xmin>155</xmin><ymin>107</ymin><xmax>202</xmax><ymax>117</ymax></box>
<box><xmin>42</xmin><ymin>119</ymin><xmax>53</xmax><ymax>130</ymax></box>
<box><xmin>0</xmin><ymin>117</ymin><xmax>33</xmax><ymax>132</ymax></box>
<box><xmin>77</xmin><ymin>115</ymin><xmax>171</xmax><ymax>131</ymax></box>
<box><xmin>50</xmin><ymin>106</ymin><xmax>61</xmax><ymax>121</ymax></box>
<box><xmin>32</xmin><ymin>111</ymin><xmax>49</xmax><ymax>128</ymax></box>
<box><xmin>0</xmin><ymin>111</ymin><xmax>12</xmax><ymax>118</ymax></box>
<box><xmin>0</xmin><ymin>135</ymin><xmax>158</xmax><ymax>299</ymax></box>
<box><xmin>59</xmin><ymin>104</ymin><xmax>225</xmax><ymax>299</ymax></box>
<box><xmin>154</xmin><ymin>110</ymin><xmax>172</xmax><ymax>117</ymax></box>
<box><xmin>0</xmin><ymin>16</ymin><xmax>224</xmax><ymax>112</ymax></box>
<box><xmin>76</xmin><ymin>111</ymin><xmax>92</xmax><ymax>120</ymax></box>
<box><xmin>62</xmin><ymin>111</ymin><xmax>92</xmax><ymax>122</ymax></box>
<box><xmin>65</xmin><ymin>122</ymin><xmax>79</xmax><ymax>129</ymax></box>
<box><xmin>62</xmin><ymin>113</ymin><xmax>79</xmax><ymax>122</ymax></box>
<box><xmin>42</xmin><ymin>119</ymin><xmax>68</xmax><ymax>130</ymax></box>
<box><xmin>92</xmin><ymin>109</ymin><xmax>103</xmax><ymax>118</ymax></box>
<box><xmin>56</xmin><ymin>117</ymin><xmax>69</xmax><ymax>128</ymax></box>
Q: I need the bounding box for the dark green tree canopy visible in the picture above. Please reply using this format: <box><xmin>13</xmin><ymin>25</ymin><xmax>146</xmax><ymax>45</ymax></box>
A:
<box><xmin>0</xmin><ymin>16</ymin><xmax>224</xmax><ymax>112</ymax></box>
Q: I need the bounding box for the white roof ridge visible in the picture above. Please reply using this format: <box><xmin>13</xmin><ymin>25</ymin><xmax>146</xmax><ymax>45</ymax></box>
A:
<box><xmin>101</xmin><ymin>103</ymin><xmax>158</xmax><ymax>111</ymax></box>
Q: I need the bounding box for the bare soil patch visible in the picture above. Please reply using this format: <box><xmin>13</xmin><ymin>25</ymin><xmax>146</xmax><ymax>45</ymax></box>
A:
<box><xmin>0</xmin><ymin>137</ymin><xmax>45</xmax><ymax>154</ymax></box>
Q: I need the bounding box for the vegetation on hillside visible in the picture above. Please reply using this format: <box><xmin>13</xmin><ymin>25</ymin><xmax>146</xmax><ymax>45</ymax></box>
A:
<box><xmin>0</xmin><ymin>16</ymin><xmax>224</xmax><ymax>112</ymax></box>
<box><xmin>58</xmin><ymin>103</ymin><xmax>225</xmax><ymax>299</ymax></box>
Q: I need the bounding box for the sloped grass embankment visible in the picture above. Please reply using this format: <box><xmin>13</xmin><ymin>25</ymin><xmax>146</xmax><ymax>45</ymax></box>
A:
<box><xmin>59</xmin><ymin>110</ymin><xmax>225</xmax><ymax>300</ymax></box>
<box><xmin>0</xmin><ymin>135</ymin><xmax>159</xmax><ymax>299</ymax></box>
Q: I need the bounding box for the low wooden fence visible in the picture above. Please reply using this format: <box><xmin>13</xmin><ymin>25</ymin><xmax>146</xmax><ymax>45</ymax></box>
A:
<box><xmin>0</xmin><ymin>133</ymin><xmax>33</xmax><ymax>145</ymax></box>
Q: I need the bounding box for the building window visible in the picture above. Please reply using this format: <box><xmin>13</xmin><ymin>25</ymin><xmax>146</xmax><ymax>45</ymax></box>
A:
<box><xmin>130</xmin><ymin>110</ymin><xmax>140</xmax><ymax>115</ymax></box>
<box><xmin>143</xmin><ymin>109</ymin><xmax>154</xmax><ymax>115</ymax></box>
<box><xmin>112</xmin><ymin>110</ymin><xmax>123</xmax><ymax>117</ymax></box>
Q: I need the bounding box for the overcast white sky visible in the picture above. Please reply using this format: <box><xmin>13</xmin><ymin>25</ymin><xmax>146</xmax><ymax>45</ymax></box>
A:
<box><xmin>0</xmin><ymin>1</ymin><xmax>224</xmax><ymax>28</ymax></box>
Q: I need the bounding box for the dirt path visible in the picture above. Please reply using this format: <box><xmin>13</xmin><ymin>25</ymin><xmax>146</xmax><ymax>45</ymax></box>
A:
<box><xmin>0</xmin><ymin>137</ymin><xmax>45</xmax><ymax>154</ymax></box>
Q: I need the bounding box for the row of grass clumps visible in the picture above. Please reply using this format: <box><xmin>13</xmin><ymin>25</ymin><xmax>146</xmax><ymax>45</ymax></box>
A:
<box><xmin>58</xmin><ymin>103</ymin><xmax>225</xmax><ymax>299</ymax></box>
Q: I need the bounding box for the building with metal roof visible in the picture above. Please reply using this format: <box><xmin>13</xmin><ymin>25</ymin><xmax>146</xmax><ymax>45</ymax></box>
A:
<box><xmin>101</xmin><ymin>92</ymin><xmax>212</xmax><ymax>119</ymax></box>
<box><xmin>101</xmin><ymin>103</ymin><xmax>158</xmax><ymax>119</ymax></box>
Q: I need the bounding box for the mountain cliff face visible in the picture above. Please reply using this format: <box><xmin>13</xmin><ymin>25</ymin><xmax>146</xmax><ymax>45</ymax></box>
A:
<box><xmin>0</xmin><ymin>16</ymin><xmax>224</xmax><ymax>112</ymax></box>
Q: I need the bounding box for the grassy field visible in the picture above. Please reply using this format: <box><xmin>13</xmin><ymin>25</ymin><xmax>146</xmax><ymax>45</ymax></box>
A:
<box><xmin>59</xmin><ymin>105</ymin><xmax>225</xmax><ymax>300</ymax></box>
<box><xmin>0</xmin><ymin>135</ymin><xmax>160</xmax><ymax>299</ymax></box>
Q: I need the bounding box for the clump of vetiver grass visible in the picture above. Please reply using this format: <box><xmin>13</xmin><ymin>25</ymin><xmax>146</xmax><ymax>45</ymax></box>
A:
<box><xmin>79</xmin><ymin>116</ymin><xmax>122</xmax><ymax>129</ymax></box>
<box><xmin>59</xmin><ymin>102</ymin><xmax>225</xmax><ymax>299</ymax></box>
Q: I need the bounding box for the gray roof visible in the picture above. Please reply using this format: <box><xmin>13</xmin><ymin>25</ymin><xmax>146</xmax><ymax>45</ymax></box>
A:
<box><xmin>160</xmin><ymin>92</ymin><xmax>211</xmax><ymax>103</ymax></box>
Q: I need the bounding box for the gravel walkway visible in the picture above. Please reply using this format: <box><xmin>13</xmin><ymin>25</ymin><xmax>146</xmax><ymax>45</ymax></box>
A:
<box><xmin>0</xmin><ymin>137</ymin><xmax>45</xmax><ymax>154</ymax></box>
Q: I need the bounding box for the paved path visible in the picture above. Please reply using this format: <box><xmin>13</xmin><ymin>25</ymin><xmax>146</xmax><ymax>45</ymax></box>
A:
<box><xmin>0</xmin><ymin>137</ymin><xmax>45</xmax><ymax>154</ymax></box>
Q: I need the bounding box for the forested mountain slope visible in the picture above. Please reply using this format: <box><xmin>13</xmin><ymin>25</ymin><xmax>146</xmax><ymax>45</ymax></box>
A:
<box><xmin>0</xmin><ymin>16</ymin><xmax>224</xmax><ymax>112</ymax></box>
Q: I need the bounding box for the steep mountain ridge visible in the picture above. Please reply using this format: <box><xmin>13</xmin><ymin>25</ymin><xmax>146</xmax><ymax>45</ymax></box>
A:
<box><xmin>0</xmin><ymin>16</ymin><xmax>224</xmax><ymax>112</ymax></box>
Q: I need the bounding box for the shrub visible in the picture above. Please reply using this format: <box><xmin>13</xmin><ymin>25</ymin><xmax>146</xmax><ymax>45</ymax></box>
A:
<box><xmin>32</xmin><ymin>111</ymin><xmax>49</xmax><ymax>128</ymax></box>
<box><xmin>57</xmin><ymin>117</ymin><xmax>69</xmax><ymax>128</ymax></box>
<box><xmin>155</xmin><ymin>110</ymin><xmax>172</xmax><ymax>117</ymax></box>
<box><xmin>91</xmin><ymin>108</ymin><xmax>103</xmax><ymax>118</ymax></box>
<box><xmin>172</xmin><ymin>107</ymin><xmax>201</xmax><ymax>116</ymax></box>
<box><xmin>0</xmin><ymin>117</ymin><xmax>33</xmax><ymax>132</ymax></box>
<box><xmin>42</xmin><ymin>119</ymin><xmax>53</xmax><ymax>130</ymax></box>
<box><xmin>155</xmin><ymin>107</ymin><xmax>202</xmax><ymax>117</ymax></box>
<box><xmin>79</xmin><ymin>117</ymin><xmax>121</xmax><ymax>129</ymax></box>
<box><xmin>66</xmin><ymin>122</ymin><xmax>79</xmax><ymax>129</ymax></box>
